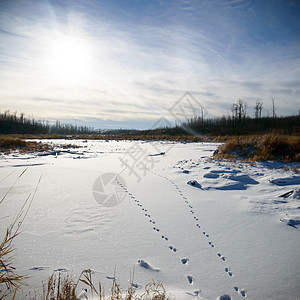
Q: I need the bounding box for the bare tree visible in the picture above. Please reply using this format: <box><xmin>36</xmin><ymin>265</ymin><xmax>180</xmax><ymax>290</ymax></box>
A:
<box><xmin>232</xmin><ymin>99</ymin><xmax>247</xmax><ymax>121</ymax></box>
<box><xmin>254</xmin><ymin>100</ymin><xmax>263</xmax><ymax>119</ymax></box>
<box><xmin>272</xmin><ymin>98</ymin><xmax>276</xmax><ymax>119</ymax></box>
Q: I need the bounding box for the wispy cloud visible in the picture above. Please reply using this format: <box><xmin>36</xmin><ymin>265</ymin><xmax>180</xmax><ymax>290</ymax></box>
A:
<box><xmin>0</xmin><ymin>0</ymin><xmax>299</xmax><ymax>129</ymax></box>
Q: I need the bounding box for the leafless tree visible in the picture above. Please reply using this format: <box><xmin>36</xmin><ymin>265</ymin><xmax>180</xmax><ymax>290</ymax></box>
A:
<box><xmin>254</xmin><ymin>100</ymin><xmax>263</xmax><ymax>119</ymax></box>
<box><xmin>272</xmin><ymin>98</ymin><xmax>276</xmax><ymax>119</ymax></box>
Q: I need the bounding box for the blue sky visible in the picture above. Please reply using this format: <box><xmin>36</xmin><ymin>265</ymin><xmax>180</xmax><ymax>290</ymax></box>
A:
<box><xmin>0</xmin><ymin>0</ymin><xmax>299</xmax><ymax>129</ymax></box>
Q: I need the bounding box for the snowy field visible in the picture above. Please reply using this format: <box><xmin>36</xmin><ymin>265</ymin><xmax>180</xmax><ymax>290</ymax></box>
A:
<box><xmin>0</xmin><ymin>140</ymin><xmax>299</xmax><ymax>300</ymax></box>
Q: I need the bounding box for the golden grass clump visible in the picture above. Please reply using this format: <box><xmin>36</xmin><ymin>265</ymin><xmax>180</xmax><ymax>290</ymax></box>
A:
<box><xmin>0</xmin><ymin>170</ymin><xmax>42</xmax><ymax>299</ymax></box>
<box><xmin>0</xmin><ymin>136</ymin><xmax>27</xmax><ymax>149</ymax></box>
<box><xmin>214</xmin><ymin>134</ymin><xmax>300</xmax><ymax>162</ymax></box>
<box><xmin>33</xmin><ymin>269</ymin><xmax>172</xmax><ymax>300</ymax></box>
<box><xmin>0</xmin><ymin>136</ymin><xmax>52</xmax><ymax>154</ymax></box>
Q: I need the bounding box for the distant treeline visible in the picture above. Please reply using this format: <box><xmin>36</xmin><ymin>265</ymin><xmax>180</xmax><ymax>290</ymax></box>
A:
<box><xmin>136</xmin><ymin>114</ymin><xmax>299</xmax><ymax>137</ymax></box>
<box><xmin>140</xmin><ymin>99</ymin><xmax>300</xmax><ymax>136</ymax></box>
<box><xmin>0</xmin><ymin>110</ymin><xmax>95</xmax><ymax>134</ymax></box>
<box><xmin>1</xmin><ymin>99</ymin><xmax>300</xmax><ymax>136</ymax></box>
<box><xmin>181</xmin><ymin>114</ymin><xmax>299</xmax><ymax>135</ymax></box>
<box><xmin>182</xmin><ymin>99</ymin><xmax>299</xmax><ymax>135</ymax></box>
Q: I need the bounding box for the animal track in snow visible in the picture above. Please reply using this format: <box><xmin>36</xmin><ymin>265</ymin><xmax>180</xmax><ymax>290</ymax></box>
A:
<box><xmin>169</xmin><ymin>246</ymin><xmax>177</xmax><ymax>252</ymax></box>
<box><xmin>131</xmin><ymin>282</ymin><xmax>142</xmax><ymax>289</ymax></box>
<box><xmin>217</xmin><ymin>253</ymin><xmax>226</xmax><ymax>261</ymax></box>
<box><xmin>181</xmin><ymin>258</ymin><xmax>189</xmax><ymax>265</ymax></box>
<box><xmin>147</xmin><ymin>169</ymin><xmax>247</xmax><ymax>294</ymax></box>
<box><xmin>29</xmin><ymin>266</ymin><xmax>48</xmax><ymax>271</ymax></box>
<box><xmin>217</xmin><ymin>295</ymin><xmax>232</xmax><ymax>300</ymax></box>
<box><xmin>54</xmin><ymin>268</ymin><xmax>68</xmax><ymax>272</ymax></box>
<box><xmin>137</xmin><ymin>259</ymin><xmax>160</xmax><ymax>272</ymax></box>
<box><xmin>117</xmin><ymin>176</ymin><xmax>183</xmax><ymax>265</ymax></box>
<box><xmin>234</xmin><ymin>286</ymin><xmax>246</xmax><ymax>297</ymax></box>
<box><xmin>187</xmin><ymin>275</ymin><xmax>193</xmax><ymax>284</ymax></box>
<box><xmin>225</xmin><ymin>267</ymin><xmax>233</xmax><ymax>277</ymax></box>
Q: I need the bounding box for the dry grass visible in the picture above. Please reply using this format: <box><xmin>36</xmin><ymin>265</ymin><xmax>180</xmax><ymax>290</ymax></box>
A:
<box><xmin>0</xmin><ymin>136</ymin><xmax>52</xmax><ymax>154</ymax></box>
<box><xmin>0</xmin><ymin>170</ymin><xmax>42</xmax><ymax>299</ymax></box>
<box><xmin>214</xmin><ymin>134</ymin><xmax>300</xmax><ymax>162</ymax></box>
<box><xmin>30</xmin><ymin>268</ymin><xmax>172</xmax><ymax>300</ymax></box>
<box><xmin>0</xmin><ymin>135</ymin><xmax>81</xmax><ymax>154</ymax></box>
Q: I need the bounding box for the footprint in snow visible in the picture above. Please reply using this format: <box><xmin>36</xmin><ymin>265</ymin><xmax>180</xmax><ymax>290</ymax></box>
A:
<box><xmin>137</xmin><ymin>260</ymin><xmax>160</xmax><ymax>272</ymax></box>
<box><xmin>217</xmin><ymin>253</ymin><xmax>226</xmax><ymax>261</ymax></box>
<box><xmin>54</xmin><ymin>268</ymin><xmax>68</xmax><ymax>272</ymax></box>
<box><xmin>216</xmin><ymin>295</ymin><xmax>232</xmax><ymax>300</ymax></box>
<box><xmin>187</xmin><ymin>275</ymin><xmax>193</xmax><ymax>285</ymax></box>
<box><xmin>186</xmin><ymin>289</ymin><xmax>201</xmax><ymax>297</ymax></box>
<box><xmin>181</xmin><ymin>258</ymin><xmax>189</xmax><ymax>265</ymax></box>
<box><xmin>225</xmin><ymin>267</ymin><xmax>233</xmax><ymax>277</ymax></box>
<box><xmin>161</xmin><ymin>235</ymin><xmax>168</xmax><ymax>241</ymax></box>
<box><xmin>29</xmin><ymin>267</ymin><xmax>48</xmax><ymax>271</ymax></box>
<box><xmin>169</xmin><ymin>246</ymin><xmax>177</xmax><ymax>252</ymax></box>
<box><xmin>131</xmin><ymin>282</ymin><xmax>142</xmax><ymax>289</ymax></box>
<box><xmin>234</xmin><ymin>286</ymin><xmax>246</xmax><ymax>297</ymax></box>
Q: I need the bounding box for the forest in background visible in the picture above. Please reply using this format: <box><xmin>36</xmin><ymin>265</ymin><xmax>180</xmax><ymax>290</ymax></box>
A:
<box><xmin>0</xmin><ymin>99</ymin><xmax>299</xmax><ymax>136</ymax></box>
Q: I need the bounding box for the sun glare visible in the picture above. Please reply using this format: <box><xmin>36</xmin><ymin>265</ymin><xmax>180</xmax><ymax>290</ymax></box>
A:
<box><xmin>50</xmin><ymin>36</ymin><xmax>90</xmax><ymax>81</ymax></box>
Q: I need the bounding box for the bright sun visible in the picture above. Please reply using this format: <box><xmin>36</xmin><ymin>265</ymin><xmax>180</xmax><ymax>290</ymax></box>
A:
<box><xmin>51</xmin><ymin>36</ymin><xmax>90</xmax><ymax>81</ymax></box>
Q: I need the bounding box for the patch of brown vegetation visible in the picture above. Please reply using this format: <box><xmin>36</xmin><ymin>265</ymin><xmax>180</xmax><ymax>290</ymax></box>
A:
<box><xmin>0</xmin><ymin>136</ymin><xmax>52</xmax><ymax>154</ymax></box>
<box><xmin>34</xmin><ymin>269</ymin><xmax>172</xmax><ymax>300</ymax></box>
<box><xmin>214</xmin><ymin>134</ymin><xmax>300</xmax><ymax>162</ymax></box>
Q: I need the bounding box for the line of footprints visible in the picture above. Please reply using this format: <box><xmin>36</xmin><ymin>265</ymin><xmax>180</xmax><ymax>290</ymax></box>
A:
<box><xmin>148</xmin><ymin>170</ymin><xmax>247</xmax><ymax>298</ymax></box>
<box><xmin>116</xmin><ymin>176</ymin><xmax>198</xmax><ymax>288</ymax></box>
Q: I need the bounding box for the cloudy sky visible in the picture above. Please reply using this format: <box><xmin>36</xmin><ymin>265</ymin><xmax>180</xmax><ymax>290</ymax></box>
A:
<box><xmin>0</xmin><ymin>0</ymin><xmax>299</xmax><ymax>129</ymax></box>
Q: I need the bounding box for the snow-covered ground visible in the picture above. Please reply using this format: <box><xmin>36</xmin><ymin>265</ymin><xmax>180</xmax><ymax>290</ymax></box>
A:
<box><xmin>0</xmin><ymin>140</ymin><xmax>299</xmax><ymax>299</ymax></box>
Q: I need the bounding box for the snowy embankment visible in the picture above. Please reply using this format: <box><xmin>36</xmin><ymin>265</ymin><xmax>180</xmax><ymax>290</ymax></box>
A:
<box><xmin>0</xmin><ymin>140</ymin><xmax>299</xmax><ymax>299</ymax></box>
